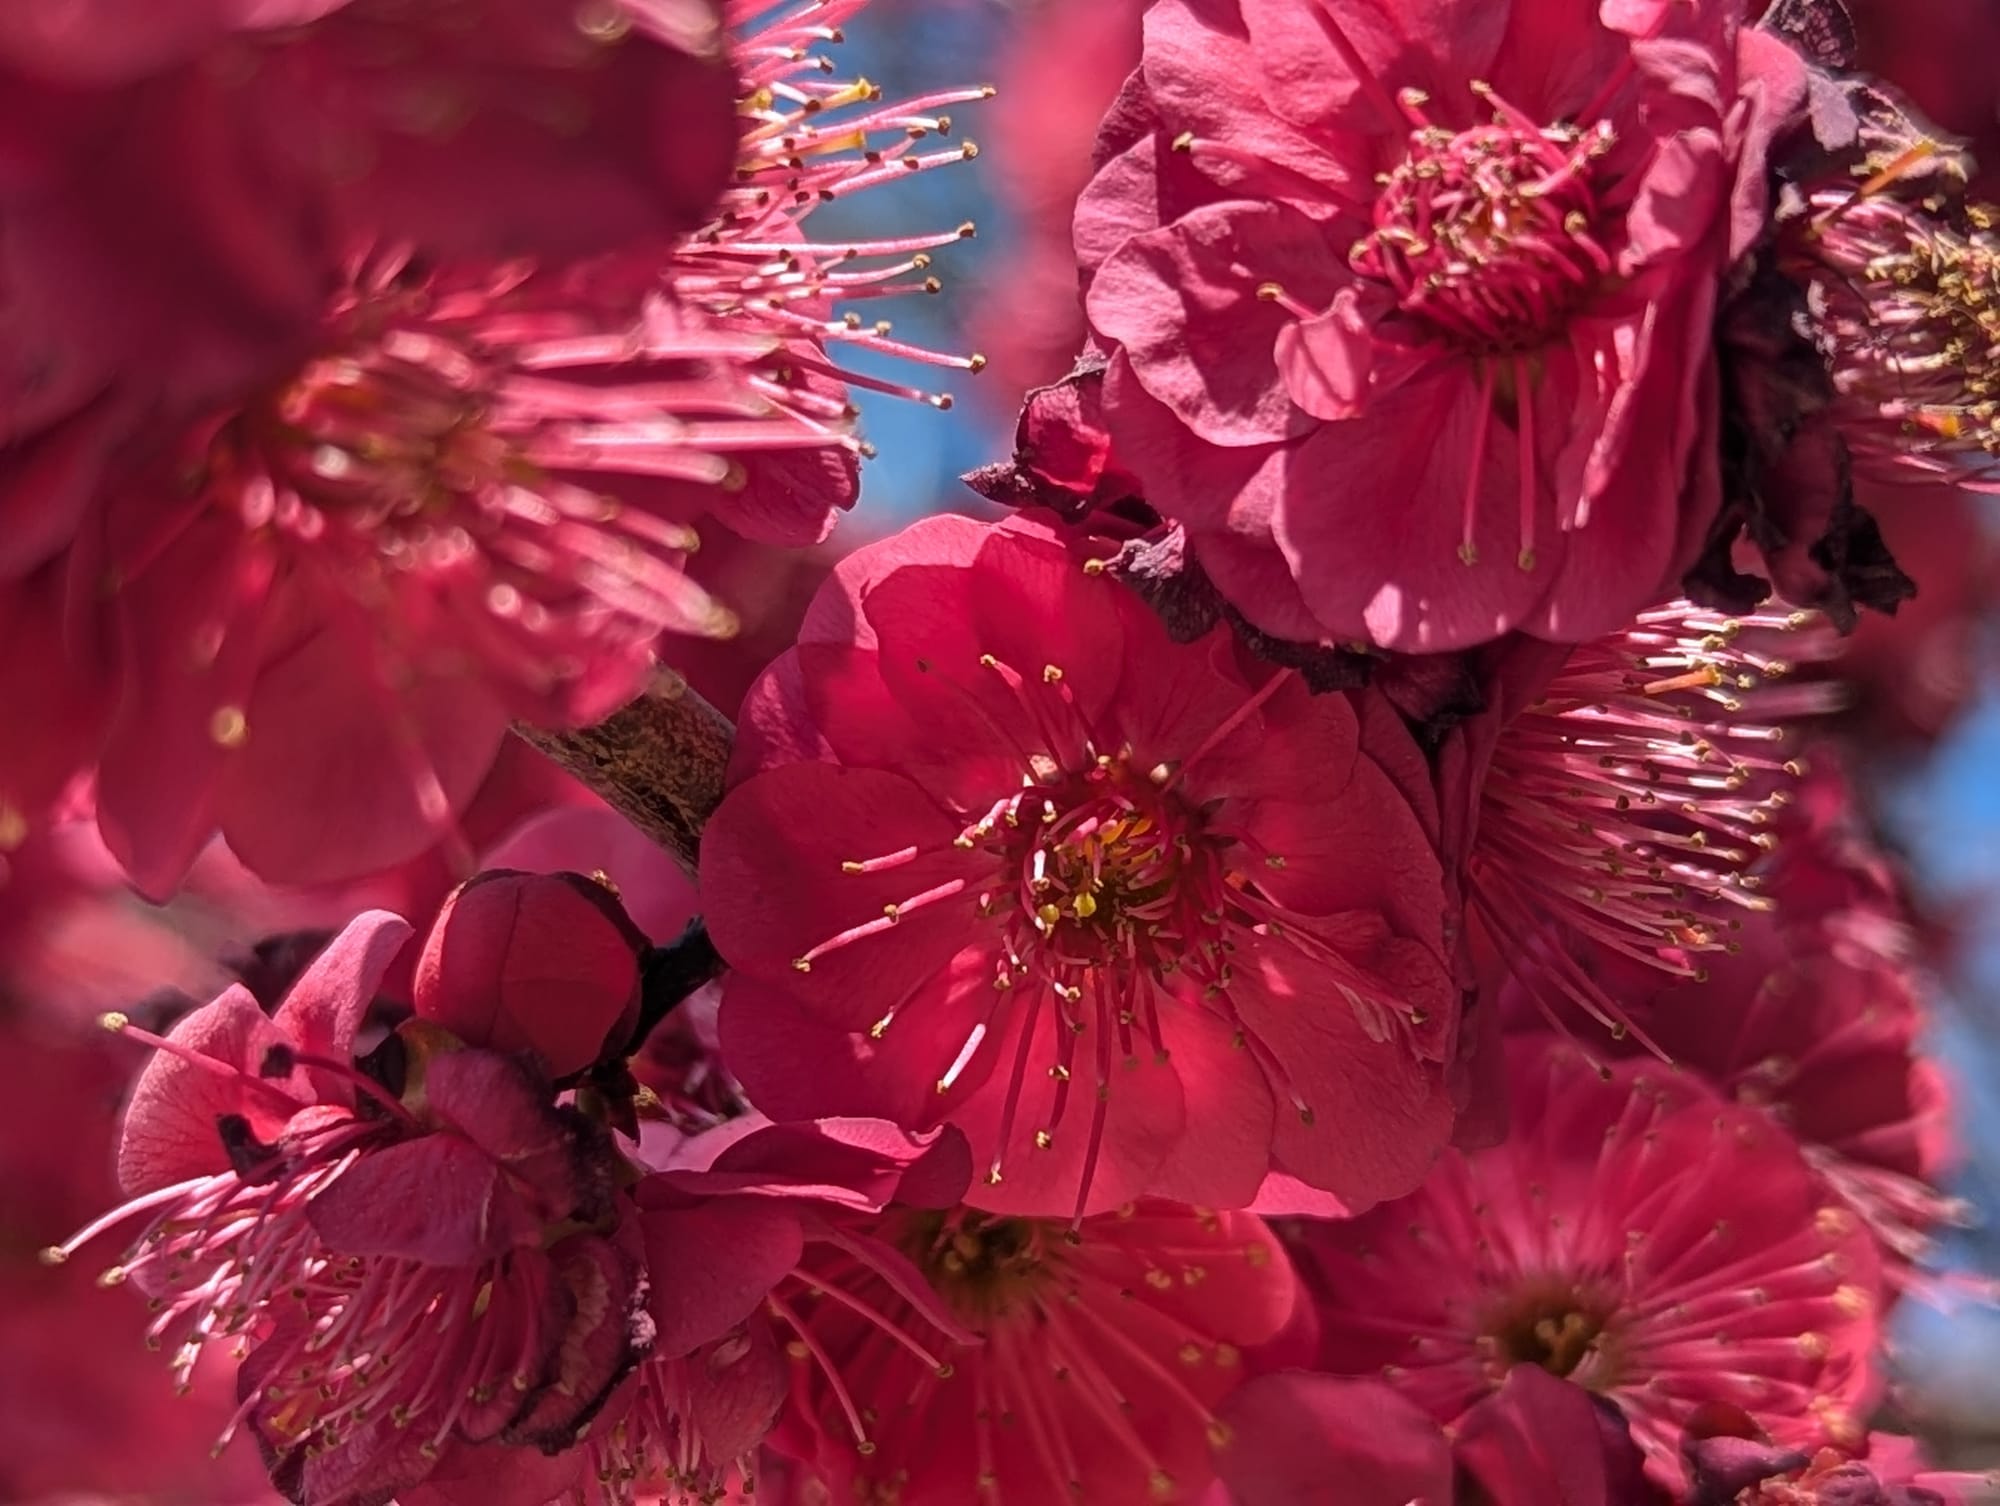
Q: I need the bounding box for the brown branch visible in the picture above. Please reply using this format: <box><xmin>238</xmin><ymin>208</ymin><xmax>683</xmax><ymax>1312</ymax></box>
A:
<box><xmin>514</xmin><ymin>668</ymin><xmax>733</xmax><ymax>878</ymax></box>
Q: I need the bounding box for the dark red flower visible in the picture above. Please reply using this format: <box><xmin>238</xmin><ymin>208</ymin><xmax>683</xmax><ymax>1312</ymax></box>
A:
<box><xmin>416</xmin><ymin>870</ymin><xmax>649</xmax><ymax>1081</ymax></box>
<box><xmin>1074</xmin><ymin>0</ymin><xmax>1807</xmax><ymax>650</ymax></box>
<box><xmin>704</xmin><ymin>515</ymin><xmax>1459</xmax><ymax>1222</ymax></box>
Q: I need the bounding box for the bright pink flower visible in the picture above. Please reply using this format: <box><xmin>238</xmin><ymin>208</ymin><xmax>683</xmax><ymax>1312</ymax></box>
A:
<box><xmin>1213</xmin><ymin>1364</ymin><xmax>1663</xmax><ymax>1506</ymax></box>
<box><xmin>1444</xmin><ymin>599</ymin><xmax>1835</xmax><ymax>1042</ymax></box>
<box><xmin>49</xmin><ymin>906</ymin><xmax>656</xmax><ymax>1506</ymax></box>
<box><xmin>704</xmin><ymin>515</ymin><xmax>1459</xmax><ymax>1222</ymax></box>
<box><xmin>1294</xmin><ymin>1040</ymin><xmax>1884</xmax><ymax>1490</ymax></box>
<box><xmin>774</xmin><ymin>1198</ymin><xmax>1297</xmax><ymax>1505</ymax></box>
<box><xmin>1076</xmin><ymin>0</ymin><xmax>1805</xmax><ymax>651</ymax></box>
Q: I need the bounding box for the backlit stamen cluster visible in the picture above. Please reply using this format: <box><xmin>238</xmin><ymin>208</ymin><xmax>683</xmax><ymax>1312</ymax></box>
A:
<box><xmin>44</xmin><ymin>1114</ymin><xmax>388</xmax><ymax>1402</ymax></box>
<box><xmin>1785</xmin><ymin>148</ymin><xmax>2000</xmax><ymax>488</ymax></box>
<box><xmin>1471</xmin><ymin>601</ymin><xmax>1838</xmax><ymax>1045</ymax></box>
<box><xmin>695</xmin><ymin>0</ymin><xmax>994</xmax><ymax>417</ymax></box>
<box><xmin>38</xmin><ymin>1020</ymin><xmax>476</xmax><ymax>1464</ymax></box>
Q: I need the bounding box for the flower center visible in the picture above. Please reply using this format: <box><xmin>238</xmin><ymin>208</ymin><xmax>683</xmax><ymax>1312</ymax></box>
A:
<box><xmin>1481</xmin><ymin>1278</ymin><xmax>1620</xmax><ymax>1387</ymax></box>
<box><xmin>1352</xmin><ymin>87</ymin><xmax>1614</xmax><ymax>355</ymax></box>
<box><xmin>988</xmin><ymin>752</ymin><xmax>1219</xmax><ymax>978</ymax></box>
<box><xmin>220</xmin><ymin>277</ymin><xmax>518</xmax><ymax>545</ymax></box>
<box><xmin>898</xmin><ymin>1208</ymin><xmax>1053</xmax><ymax>1323</ymax></box>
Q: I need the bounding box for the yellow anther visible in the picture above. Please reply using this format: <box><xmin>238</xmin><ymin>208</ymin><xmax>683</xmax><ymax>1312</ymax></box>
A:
<box><xmin>209</xmin><ymin>705</ymin><xmax>249</xmax><ymax>748</ymax></box>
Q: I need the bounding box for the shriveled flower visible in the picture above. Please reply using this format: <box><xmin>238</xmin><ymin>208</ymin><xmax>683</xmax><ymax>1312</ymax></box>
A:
<box><xmin>1075</xmin><ymin>0</ymin><xmax>1806</xmax><ymax>651</ymax></box>
<box><xmin>775</xmin><ymin>1199</ymin><xmax>1297</xmax><ymax>1505</ymax></box>
<box><xmin>1683</xmin><ymin>1428</ymin><xmax>1981</xmax><ymax>1506</ymax></box>
<box><xmin>1446</xmin><ymin>599</ymin><xmax>1837</xmax><ymax>1044</ymax></box>
<box><xmin>47</xmin><ymin>901</ymin><xmax>657</xmax><ymax>1506</ymax></box>
<box><xmin>12</xmin><ymin>0</ymin><xmax>989</xmax><ymax>896</ymax></box>
<box><xmin>1295</xmin><ymin>1040</ymin><xmax>1885</xmax><ymax>1490</ymax></box>
<box><xmin>704</xmin><ymin>515</ymin><xmax>1459</xmax><ymax>1223</ymax></box>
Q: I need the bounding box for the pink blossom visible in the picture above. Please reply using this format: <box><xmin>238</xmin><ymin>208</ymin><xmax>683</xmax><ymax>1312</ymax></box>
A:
<box><xmin>1075</xmin><ymin>0</ymin><xmax>1806</xmax><ymax>651</ymax></box>
<box><xmin>1511</xmin><ymin>878</ymin><xmax>1958</xmax><ymax>1285</ymax></box>
<box><xmin>1213</xmin><ymin>1364</ymin><xmax>1663</xmax><ymax>1506</ymax></box>
<box><xmin>74</xmin><ymin>252</ymin><xmax>825</xmax><ymax>897</ymax></box>
<box><xmin>774</xmin><ymin>1199</ymin><xmax>1298</xmax><ymax>1505</ymax></box>
<box><xmin>704</xmin><ymin>514</ymin><xmax>1458</xmax><ymax>1222</ymax></box>
<box><xmin>1294</xmin><ymin>1040</ymin><xmax>1885</xmax><ymax>1490</ymax></box>
<box><xmin>48</xmin><ymin>905</ymin><xmax>657</xmax><ymax>1506</ymax></box>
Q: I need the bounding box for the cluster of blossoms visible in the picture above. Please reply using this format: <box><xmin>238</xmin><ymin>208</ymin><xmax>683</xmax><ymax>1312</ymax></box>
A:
<box><xmin>9</xmin><ymin>0</ymin><xmax>2000</xmax><ymax>1504</ymax></box>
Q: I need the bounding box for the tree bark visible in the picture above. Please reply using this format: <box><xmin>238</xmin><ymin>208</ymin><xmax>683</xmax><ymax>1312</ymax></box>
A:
<box><xmin>515</xmin><ymin>668</ymin><xmax>732</xmax><ymax>878</ymax></box>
